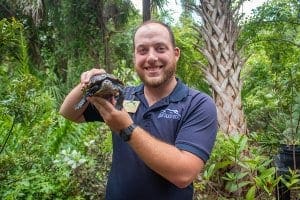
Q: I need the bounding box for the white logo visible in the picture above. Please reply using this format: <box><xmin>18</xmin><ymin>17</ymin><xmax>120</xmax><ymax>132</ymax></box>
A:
<box><xmin>158</xmin><ymin>109</ymin><xmax>181</xmax><ymax>120</ymax></box>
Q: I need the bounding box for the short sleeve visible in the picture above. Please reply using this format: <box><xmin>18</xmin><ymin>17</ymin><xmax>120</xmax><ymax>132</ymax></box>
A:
<box><xmin>175</xmin><ymin>93</ymin><xmax>218</xmax><ymax>162</ymax></box>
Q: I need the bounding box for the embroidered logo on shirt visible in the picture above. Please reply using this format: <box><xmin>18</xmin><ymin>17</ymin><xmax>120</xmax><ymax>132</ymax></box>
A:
<box><xmin>158</xmin><ymin>109</ymin><xmax>181</xmax><ymax>120</ymax></box>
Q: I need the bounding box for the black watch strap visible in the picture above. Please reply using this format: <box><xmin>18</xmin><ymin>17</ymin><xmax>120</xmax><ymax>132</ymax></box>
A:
<box><xmin>120</xmin><ymin>124</ymin><xmax>138</xmax><ymax>142</ymax></box>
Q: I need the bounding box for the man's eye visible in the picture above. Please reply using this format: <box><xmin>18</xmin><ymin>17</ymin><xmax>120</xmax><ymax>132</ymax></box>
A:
<box><xmin>138</xmin><ymin>49</ymin><xmax>147</xmax><ymax>54</ymax></box>
<box><xmin>157</xmin><ymin>46</ymin><xmax>166</xmax><ymax>52</ymax></box>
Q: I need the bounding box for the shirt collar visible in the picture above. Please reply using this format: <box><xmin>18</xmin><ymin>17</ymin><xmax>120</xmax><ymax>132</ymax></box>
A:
<box><xmin>132</xmin><ymin>78</ymin><xmax>189</xmax><ymax>103</ymax></box>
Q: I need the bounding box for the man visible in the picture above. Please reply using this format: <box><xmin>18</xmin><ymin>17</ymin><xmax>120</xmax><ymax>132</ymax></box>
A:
<box><xmin>60</xmin><ymin>21</ymin><xmax>217</xmax><ymax>199</ymax></box>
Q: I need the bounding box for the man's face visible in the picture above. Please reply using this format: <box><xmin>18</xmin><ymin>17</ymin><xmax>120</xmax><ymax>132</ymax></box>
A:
<box><xmin>133</xmin><ymin>23</ymin><xmax>180</xmax><ymax>88</ymax></box>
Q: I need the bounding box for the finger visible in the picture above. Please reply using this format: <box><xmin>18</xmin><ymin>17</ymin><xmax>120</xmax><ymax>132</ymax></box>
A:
<box><xmin>111</xmin><ymin>96</ymin><xmax>117</xmax><ymax>106</ymax></box>
<box><xmin>80</xmin><ymin>68</ymin><xmax>106</xmax><ymax>84</ymax></box>
<box><xmin>90</xmin><ymin>68</ymin><xmax>106</xmax><ymax>76</ymax></box>
<box><xmin>98</xmin><ymin>98</ymin><xmax>115</xmax><ymax>112</ymax></box>
<box><xmin>89</xmin><ymin>97</ymin><xmax>114</xmax><ymax>113</ymax></box>
<box><xmin>80</xmin><ymin>71</ymin><xmax>89</xmax><ymax>85</ymax></box>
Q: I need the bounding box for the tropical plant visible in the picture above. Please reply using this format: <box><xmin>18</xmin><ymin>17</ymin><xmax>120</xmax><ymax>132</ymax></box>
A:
<box><xmin>282</xmin><ymin>93</ymin><xmax>300</xmax><ymax>146</ymax></box>
<box><xmin>242</xmin><ymin>0</ymin><xmax>300</xmax><ymax>147</ymax></box>
<box><xmin>142</xmin><ymin>0</ymin><xmax>169</xmax><ymax>21</ymax></box>
<box><xmin>187</xmin><ymin>0</ymin><xmax>248</xmax><ymax>135</ymax></box>
<box><xmin>280</xmin><ymin>169</ymin><xmax>300</xmax><ymax>191</ymax></box>
<box><xmin>239</xmin><ymin>1</ymin><xmax>300</xmax><ymax>198</ymax></box>
<box><xmin>174</xmin><ymin>17</ymin><xmax>210</xmax><ymax>93</ymax></box>
<box><xmin>0</xmin><ymin>17</ymin><xmax>113</xmax><ymax>198</ymax></box>
<box><xmin>194</xmin><ymin>132</ymin><xmax>281</xmax><ymax>199</ymax></box>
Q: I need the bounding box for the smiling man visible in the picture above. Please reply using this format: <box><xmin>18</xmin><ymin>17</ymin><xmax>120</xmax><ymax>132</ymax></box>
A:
<box><xmin>59</xmin><ymin>20</ymin><xmax>218</xmax><ymax>199</ymax></box>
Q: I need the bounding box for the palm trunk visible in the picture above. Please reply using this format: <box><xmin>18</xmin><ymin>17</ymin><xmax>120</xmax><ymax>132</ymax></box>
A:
<box><xmin>143</xmin><ymin>0</ymin><xmax>151</xmax><ymax>21</ymax></box>
<box><xmin>193</xmin><ymin>0</ymin><xmax>247</xmax><ymax>134</ymax></box>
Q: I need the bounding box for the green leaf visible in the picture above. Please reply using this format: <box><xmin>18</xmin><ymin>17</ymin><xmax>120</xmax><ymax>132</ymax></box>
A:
<box><xmin>246</xmin><ymin>186</ymin><xmax>256</xmax><ymax>200</ymax></box>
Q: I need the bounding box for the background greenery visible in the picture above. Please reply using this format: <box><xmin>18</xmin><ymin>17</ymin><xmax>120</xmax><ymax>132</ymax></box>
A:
<box><xmin>0</xmin><ymin>0</ymin><xmax>299</xmax><ymax>199</ymax></box>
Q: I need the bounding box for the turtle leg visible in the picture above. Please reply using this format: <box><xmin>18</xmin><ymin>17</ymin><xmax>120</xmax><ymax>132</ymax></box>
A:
<box><xmin>74</xmin><ymin>97</ymin><xmax>88</xmax><ymax>110</ymax></box>
<box><xmin>115</xmin><ymin>89</ymin><xmax>124</xmax><ymax>110</ymax></box>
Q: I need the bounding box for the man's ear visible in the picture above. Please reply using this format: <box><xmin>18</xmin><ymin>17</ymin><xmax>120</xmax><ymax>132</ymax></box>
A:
<box><xmin>174</xmin><ymin>47</ymin><xmax>180</xmax><ymax>62</ymax></box>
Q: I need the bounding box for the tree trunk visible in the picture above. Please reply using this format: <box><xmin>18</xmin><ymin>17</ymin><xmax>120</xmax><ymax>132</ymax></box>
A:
<box><xmin>193</xmin><ymin>0</ymin><xmax>247</xmax><ymax>135</ymax></box>
<box><xmin>93</xmin><ymin>0</ymin><xmax>109</xmax><ymax>71</ymax></box>
<box><xmin>143</xmin><ymin>0</ymin><xmax>151</xmax><ymax>21</ymax></box>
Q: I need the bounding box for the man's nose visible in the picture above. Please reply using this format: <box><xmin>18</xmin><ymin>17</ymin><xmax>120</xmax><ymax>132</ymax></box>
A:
<box><xmin>147</xmin><ymin>49</ymin><xmax>158</xmax><ymax>64</ymax></box>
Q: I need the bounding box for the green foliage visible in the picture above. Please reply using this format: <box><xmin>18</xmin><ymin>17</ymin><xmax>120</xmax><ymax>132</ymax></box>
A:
<box><xmin>0</xmin><ymin>18</ymin><xmax>21</xmax><ymax>57</ymax></box>
<box><xmin>0</xmin><ymin>18</ymin><xmax>29</xmax><ymax>73</ymax></box>
<box><xmin>0</xmin><ymin>153</ymin><xmax>79</xmax><ymax>199</ymax></box>
<box><xmin>174</xmin><ymin>17</ymin><xmax>210</xmax><ymax>94</ymax></box>
<box><xmin>282</xmin><ymin>92</ymin><xmax>300</xmax><ymax>144</ymax></box>
<box><xmin>0</xmin><ymin>82</ymin><xmax>82</xmax><ymax>199</ymax></box>
<box><xmin>241</xmin><ymin>0</ymin><xmax>300</xmax><ymax>141</ymax></box>
<box><xmin>2</xmin><ymin>1</ymin><xmax>300</xmax><ymax>199</ymax></box>
<box><xmin>0</xmin><ymin>66</ymin><xmax>113</xmax><ymax>198</ymax></box>
<box><xmin>0</xmin><ymin>18</ymin><xmax>112</xmax><ymax>199</ymax></box>
<box><xmin>280</xmin><ymin>169</ymin><xmax>300</xmax><ymax>190</ymax></box>
<box><xmin>194</xmin><ymin>132</ymin><xmax>280</xmax><ymax>199</ymax></box>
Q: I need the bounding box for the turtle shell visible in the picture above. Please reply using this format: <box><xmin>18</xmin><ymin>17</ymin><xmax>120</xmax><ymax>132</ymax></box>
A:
<box><xmin>74</xmin><ymin>73</ymin><xmax>124</xmax><ymax>110</ymax></box>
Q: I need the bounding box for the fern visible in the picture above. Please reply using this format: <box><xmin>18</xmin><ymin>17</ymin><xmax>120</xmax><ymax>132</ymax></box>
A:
<box><xmin>17</xmin><ymin>30</ymin><xmax>30</xmax><ymax>75</ymax></box>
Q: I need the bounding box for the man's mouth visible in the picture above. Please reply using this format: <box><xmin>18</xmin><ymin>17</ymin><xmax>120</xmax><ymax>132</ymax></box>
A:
<box><xmin>145</xmin><ymin>66</ymin><xmax>163</xmax><ymax>71</ymax></box>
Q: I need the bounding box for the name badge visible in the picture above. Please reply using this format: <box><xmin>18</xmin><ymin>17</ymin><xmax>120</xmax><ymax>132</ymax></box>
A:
<box><xmin>123</xmin><ymin>100</ymin><xmax>140</xmax><ymax>113</ymax></box>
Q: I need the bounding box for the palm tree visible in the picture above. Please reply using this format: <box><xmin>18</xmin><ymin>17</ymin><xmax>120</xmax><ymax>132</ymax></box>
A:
<box><xmin>143</xmin><ymin>0</ymin><xmax>151</xmax><ymax>21</ymax></box>
<box><xmin>190</xmin><ymin>0</ymin><xmax>247</xmax><ymax>134</ymax></box>
<box><xmin>142</xmin><ymin>0</ymin><xmax>169</xmax><ymax>22</ymax></box>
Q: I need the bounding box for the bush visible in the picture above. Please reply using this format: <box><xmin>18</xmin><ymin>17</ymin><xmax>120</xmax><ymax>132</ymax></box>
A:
<box><xmin>194</xmin><ymin>132</ymin><xmax>280</xmax><ymax>200</ymax></box>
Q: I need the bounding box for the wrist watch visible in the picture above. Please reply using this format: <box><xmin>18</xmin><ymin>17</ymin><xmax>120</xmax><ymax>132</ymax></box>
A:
<box><xmin>120</xmin><ymin>124</ymin><xmax>138</xmax><ymax>142</ymax></box>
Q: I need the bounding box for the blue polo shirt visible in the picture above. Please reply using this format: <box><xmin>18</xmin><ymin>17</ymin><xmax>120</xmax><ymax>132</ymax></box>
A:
<box><xmin>84</xmin><ymin>79</ymin><xmax>218</xmax><ymax>200</ymax></box>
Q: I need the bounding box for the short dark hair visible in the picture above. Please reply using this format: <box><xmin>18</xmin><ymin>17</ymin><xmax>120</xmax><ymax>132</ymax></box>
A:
<box><xmin>133</xmin><ymin>20</ymin><xmax>176</xmax><ymax>48</ymax></box>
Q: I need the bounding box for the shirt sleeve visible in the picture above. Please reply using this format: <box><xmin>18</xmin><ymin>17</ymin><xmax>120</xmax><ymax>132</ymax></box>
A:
<box><xmin>175</xmin><ymin>93</ymin><xmax>218</xmax><ymax>162</ymax></box>
<box><xmin>83</xmin><ymin>103</ymin><xmax>104</xmax><ymax>122</ymax></box>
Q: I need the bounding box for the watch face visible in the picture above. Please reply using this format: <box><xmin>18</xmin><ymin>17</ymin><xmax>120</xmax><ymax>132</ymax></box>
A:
<box><xmin>121</xmin><ymin>131</ymin><xmax>130</xmax><ymax>141</ymax></box>
<box><xmin>120</xmin><ymin>124</ymin><xmax>137</xmax><ymax>142</ymax></box>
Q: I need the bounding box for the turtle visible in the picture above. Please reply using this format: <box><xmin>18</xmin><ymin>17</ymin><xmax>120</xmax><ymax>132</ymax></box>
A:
<box><xmin>74</xmin><ymin>73</ymin><xmax>124</xmax><ymax>110</ymax></box>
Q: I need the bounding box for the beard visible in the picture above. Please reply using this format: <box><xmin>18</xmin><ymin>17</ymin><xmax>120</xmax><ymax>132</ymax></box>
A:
<box><xmin>137</xmin><ymin>66</ymin><xmax>176</xmax><ymax>88</ymax></box>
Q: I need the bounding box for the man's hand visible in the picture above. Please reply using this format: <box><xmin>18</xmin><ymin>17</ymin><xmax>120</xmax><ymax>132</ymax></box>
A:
<box><xmin>88</xmin><ymin>96</ymin><xmax>133</xmax><ymax>132</ymax></box>
<box><xmin>80</xmin><ymin>68</ymin><xmax>106</xmax><ymax>88</ymax></box>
